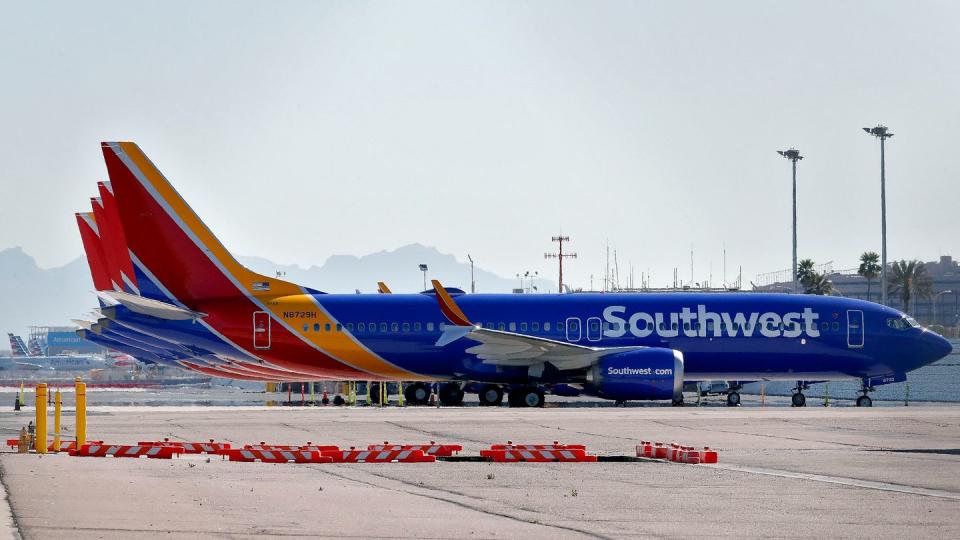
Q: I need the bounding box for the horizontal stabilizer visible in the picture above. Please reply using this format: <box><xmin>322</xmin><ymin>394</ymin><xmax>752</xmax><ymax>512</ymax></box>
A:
<box><xmin>102</xmin><ymin>290</ymin><xmax>206</xmax><ymax>321</ymax></box>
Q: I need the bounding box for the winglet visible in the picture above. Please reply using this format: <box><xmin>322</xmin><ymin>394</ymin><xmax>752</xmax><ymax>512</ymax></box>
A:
<box><xmin>377</xmin><ymin>281</ymin><xmax>392</xmax><ymax>294</ymax></box>
<box><xmin>431</xmin><ymin>279</ymin><xmax>473</xmax><ymax>326</ymax></box>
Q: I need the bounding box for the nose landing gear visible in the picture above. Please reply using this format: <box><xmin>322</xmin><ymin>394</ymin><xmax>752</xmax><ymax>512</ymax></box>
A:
<box><xmin>857</xmin><ymin>379</ymin><xmax>874</xmax><ymax>407</ymax></box>
<box><xmin>791</xmin><ymin>381</ymin><xmax>809</xmax><ymax>407</ymax></box>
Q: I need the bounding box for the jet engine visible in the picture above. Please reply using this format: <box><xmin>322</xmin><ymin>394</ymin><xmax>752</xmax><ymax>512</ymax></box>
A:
<box><xmin>587</xmin><ymin>348</ymin><xmax>684</xmax><ymax>401</ymax></box>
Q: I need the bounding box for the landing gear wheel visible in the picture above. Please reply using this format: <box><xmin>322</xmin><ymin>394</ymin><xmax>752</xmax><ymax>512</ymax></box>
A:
<box><xmin>791</xmin><ymin>392</ymin><xmax>806</xmax><ymax>407</ymax></box>
<box><xmin>333</xmin><ymin>395</ymin><xmax>345</xmax><ymax>406</ymax></box>
<box><xmin>856</xmin><ymin>395</ymin><xmax>873</xmax><ymax>407</ymax></box>
<box><xmin>404</xmin><ymin>383</ymin><xmax>431</xmax><ymax>406</ymax></box>
<box><xmin>438</xmin><ymin>383</ymin><xmax>464</xmax><ymax>406</ymax></box>
<box><xmin>508</xmin><ymin>387</ymin><xmax>544</xmax><ymax>408</ymax></box>
<box><xmin>726</xmin><ymin>392</ymin><xmax>741</xmax><ymax>407</ymax></box>
<box><xmin>671</xmin><ymin>396</ymin><xmax>684</xmax><ymax>407</ymax></box>
<box><xmin>478</xmin><ymin>384</ymin><xmax>504</xmax><ymax>407</ymax></box>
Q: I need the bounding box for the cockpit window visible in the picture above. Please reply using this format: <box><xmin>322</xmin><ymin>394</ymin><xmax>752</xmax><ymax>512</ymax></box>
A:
<box><xmin>887</xmin><ymin>317</ymin><xmax>914</xmax><ymax>331</ymax></box>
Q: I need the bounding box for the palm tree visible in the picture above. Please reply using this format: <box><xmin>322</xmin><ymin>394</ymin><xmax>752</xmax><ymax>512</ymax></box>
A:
<box><xmin>797</xmin><ymin>259</ymin><xmax>816</xmax><ymax>290</ymax></box>
<box><xmin>857</xmin><ymin>251</ymin><xmax>881</xmax><ymax>302</ymax></box>
<box><xmin>804</xmin><ymin>272</ymin><xmax>834</xmax><ymax>295</ymax></box>
<box><xmin>888</xmin><ymin>260</ymin><xmax>934</xmax><ymax>315</ymax></box>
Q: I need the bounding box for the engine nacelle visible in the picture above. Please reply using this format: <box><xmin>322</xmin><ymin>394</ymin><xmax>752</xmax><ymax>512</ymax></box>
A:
<box><xmin>588</xmin><ymin>348</ymin><xmax>684</xmax><ymax>401</ymax></box>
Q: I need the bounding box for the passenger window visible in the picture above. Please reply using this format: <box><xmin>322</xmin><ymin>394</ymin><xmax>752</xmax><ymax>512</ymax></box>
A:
<box><xmin>532</xmin><ymin>322</ymin><xmax>540</xmax><ymax>331</ymax></box>
<box><xmin>336</xmin><ymin>323</ymin><xmax>342</xmax><ymax>332</ymax></box>
<box><xmin>590</xmin><ymin>320</ymin><xmax>600</xmax><ymax>332</ymax></box>
<box><xmin>498</xmin><ymin>323</ymin><xmax>506</xmax><ymax>331</ymax></box>
<box><xmin>427</xmin><ymin>322</ymin><xmax>435</xmax><ymax>331</ymax></box>
<box><xmin>358</xmin><ymin>322</ymin><xmax>366</xmax><ymax>332</ymax></box>
<box><xmin>557</xmin><ymin>322</ymin><xmax>565</xmax><ymax>331</ymax></box>
<box><xmin>544</xmin><ymin>322</ymin><xmax>551</xmax><ymax>331</ymax></box>
<box><xmin>314</xmin><ymin>323</ymin><xmax>320</xmax><ymax>332</ymax></box>
<box><xmin>402</xmin><ymin>322</ymin><xmax>410</xmax><ymax>332</ymax></box>
<box><xmin>821</xmin><ymin>322</ymin><xmax>828</xmax><ymax>331</ymax></box>
<box><xmin>303</xmin><ymin>324</ymin><xmax>309</xmax><ymax>332</ymax></box>
<box><xmin>414</xmin><ymin>322</ymin><xmax>422</xmax><ymax>331</ymax></box>
<box><xmin>509</xmin><ymin>322</ymin><xmax>517</xmax><ymax>332</ymax></box>
<box><xmin>520</xmin><ymin>322</ymin><xmax>528</xmax><ymax>332</ymax></box>
<box><xmin>379</xmin><ymin>322</ymin><xmax>387</xmax><ymax>332</ymax></box>
<box><xmin>832</xmin><ymin>322</ymin><xmax>840</xmax><ymax>331</ymax></box>
<box><xmin>486</xmin><ymin>322</ymin><xmax>494</xmax><ymax>329</ymax></box>
<box><xmin>391</xmin><ymin>322</ymin><xmax>399</xmax><ymax>332</ymax></box>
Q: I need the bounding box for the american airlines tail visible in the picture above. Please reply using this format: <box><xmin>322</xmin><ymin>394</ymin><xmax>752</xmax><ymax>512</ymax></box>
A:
<box><xmin>7</xmin><ymin>334</ymin><xmax>29</xmax><ymax>357</ymax></box>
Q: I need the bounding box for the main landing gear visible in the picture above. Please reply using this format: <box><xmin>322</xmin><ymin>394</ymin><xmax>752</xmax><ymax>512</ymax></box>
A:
<box><xmin>403</xmin><ymin>382</ymin><xmax>431</xmax><ymax>406</ymax></box>
<box><xmin>508</xmin><ymin>386</ymin><xmax>545</xmax><ymax>408</ymax></box>
<box><xmin>857</xmin><ymin>379</ymin><xmax>874</xmax><ymax>407</ymax></box>
<box><xmin>477</xmin><ymin>384</ymin><xmax>504</xmax><ymax>407</ymax></box>
<box><xmin>791</xmin><ymin>381</ymin><xmax>809</xmax><ymax>407</ymax></box>
<box><xmin>438</xmin><ymin>383</ymin><xmax>465</xmax><ymax>406</ymax></box>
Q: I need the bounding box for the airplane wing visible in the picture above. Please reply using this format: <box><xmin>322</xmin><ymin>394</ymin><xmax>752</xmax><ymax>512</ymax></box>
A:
<box><xmin>429</xmin><ymin>280</ymin><xmax>642</xmax><ymax>372</ymax></box>
<box><xmin>446</xmin><ymin>326</ymin><xmax>642</xmax><ymax>371</ymax></box>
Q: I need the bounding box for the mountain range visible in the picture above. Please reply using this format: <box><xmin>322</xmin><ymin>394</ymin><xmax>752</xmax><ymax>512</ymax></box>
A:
<box><xmin>0</xmin><ymin>244</ymin><xmax>554</xmax><ymax>343</ymax></box>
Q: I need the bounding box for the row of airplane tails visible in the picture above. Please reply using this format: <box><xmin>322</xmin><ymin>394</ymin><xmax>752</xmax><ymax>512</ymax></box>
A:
<box><xmin>72</xmin><ymin>142</ymin><xmax>951</xmax><ymax>407</ymax></box>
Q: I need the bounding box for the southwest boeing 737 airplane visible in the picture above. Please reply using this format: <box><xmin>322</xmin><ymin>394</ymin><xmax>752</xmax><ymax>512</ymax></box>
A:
<box><xmin>75</xmin><ymin>142</ymin><xmax>952</xmax><ymax>407</ymax></box>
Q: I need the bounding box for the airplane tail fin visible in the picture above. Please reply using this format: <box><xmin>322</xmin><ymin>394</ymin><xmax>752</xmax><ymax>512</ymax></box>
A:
<box><xmin>75</xmin><ymin>211</ymin><xmax>115</xmax><ymax>291</ymax></box>
<box><xmin>7</xmin><ymin>334</ymin><xmax>29</xmax><ymax>357</ymax></box>
<box><xmin>100</xmin><ymin>142</ymin><xmax>317</xmax><ymax>305</ymax></box>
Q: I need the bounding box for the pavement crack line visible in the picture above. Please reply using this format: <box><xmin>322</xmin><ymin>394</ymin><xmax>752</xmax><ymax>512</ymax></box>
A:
<box><xmin>307</xmin><ymin>465</ymin><xmax>622</xmax><ymax>540</ymax></box>
<box><xmin>706</xmin><ymin>463</ymin><xmax>960</xmax><ymax>500</ymax></box>
<box><xmin>643</xmin><ymin>418</ymin><xmax>869</xmax><ymax>448</ymax></box>
<box><xmin>383</xmin><ymin>421</ymin><xmax>490</xmax><ymax>445</ymax></box>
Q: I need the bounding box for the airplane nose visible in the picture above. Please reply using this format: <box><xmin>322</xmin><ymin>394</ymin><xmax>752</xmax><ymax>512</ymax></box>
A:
<box><xmin>924</xmin><ymin>330</ymin><xmax>953</xmax><ymax>363</ymax></box>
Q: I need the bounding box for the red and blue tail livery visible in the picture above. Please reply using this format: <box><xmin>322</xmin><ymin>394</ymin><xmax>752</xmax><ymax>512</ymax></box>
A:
<box><xmin>73</xmin><ymin>142</ymin><xmax>952</xmax><ymax>407</ymax></box>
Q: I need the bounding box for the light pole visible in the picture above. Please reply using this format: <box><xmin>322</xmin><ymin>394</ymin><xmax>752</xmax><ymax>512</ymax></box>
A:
<box><xmin>418</xmin><ymin>263</ymin><xmax>428</xmax><ymax>291</ymax></box>
<box><xmin>467</xmin><ymin>254</ymin><xmax>475</xmax><ymax>294</ymax></box>
<box><xmin>933</xmin><ymin>290</ymin><xmax>952</xmax><ymax>327</ymax></box>
<box><xmin>777</xmin><ymin>148</ymin><xmax>803</xmax><ymax>293</ymax></box>
<box><xmin>863</xmin><ymin>125</ymin><xmax>894</xmax><ymax>306</ymax></box>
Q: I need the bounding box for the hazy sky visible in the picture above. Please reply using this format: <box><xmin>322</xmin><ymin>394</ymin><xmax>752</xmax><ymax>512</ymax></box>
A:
<box><xmin>2</xmin><ymin>0</ymin><xmax>957</xmax><ymax>291</ymax></box>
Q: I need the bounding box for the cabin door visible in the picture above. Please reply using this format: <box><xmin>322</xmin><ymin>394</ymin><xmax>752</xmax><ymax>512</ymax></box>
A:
<box><xmin>846</xmin><ymin>310</ymin><xmax>864</xmax><ymax>348</ymax></box>
<box><xmin>253</xmin><ymin>311</ymin><xmax>271</xmax><ymax>349</ymax></box>
<box><xmin>565</xmin><ymin>317</ymin><xmax>582</xmax><ymax>342</ymax></box>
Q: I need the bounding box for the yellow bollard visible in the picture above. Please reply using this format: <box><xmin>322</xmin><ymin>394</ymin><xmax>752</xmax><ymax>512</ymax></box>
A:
<box><xmin>380</xmin><ymin>381</ymin><xmax>386</xmax><ymax>408</ymax></box>
<box><xmin>349</xmin><ymin>381</ymin><xmax>357</xmax><ymax>405</ymax></box>
<box><xmin>366</xmin><ymin>381</ymin><xmax>371</xmax><ymax>405</ymax></box>
<box><xmin>35</xmin><ymin>384</ymin><xmax>47</xmax><ymax>454</ymax></box>
<box><xmin>398</xmin><ymin>381</ymin><xmax>405</xmax><ymax>407</ymax></box>
<box><xmin>75</xmin><ymin>377</ymin><xmax>86</xmax><ymax>446</ymax></box>
<box><xmin>18</xmin><ymin>382</ymin><xmax>24</xmax><ymax>408</ymax></box>
<box><xmin>53</xmin><ymin>389</ymin><xmax>61</xmax><ymax>452</ymax></box>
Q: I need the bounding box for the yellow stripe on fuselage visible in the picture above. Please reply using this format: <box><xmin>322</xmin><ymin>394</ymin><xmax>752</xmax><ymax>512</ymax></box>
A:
<box><xmin>118</xmin><ymin>142</ymin><xmax>420</xmax><ymax>379</ymax></box>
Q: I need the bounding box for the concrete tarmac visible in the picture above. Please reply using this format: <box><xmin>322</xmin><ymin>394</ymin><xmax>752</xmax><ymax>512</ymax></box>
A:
<box><xmin>1</xmin><ymin>403</ymin><xmax>958</xmax><ymax>539</ymax></box>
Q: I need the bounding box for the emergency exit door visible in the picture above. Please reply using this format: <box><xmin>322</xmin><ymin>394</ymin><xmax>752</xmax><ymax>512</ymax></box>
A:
<box><xmin>253</xmin><ymin>311</ymin><xmax>271</xmax><ymax>349</ymax></box>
